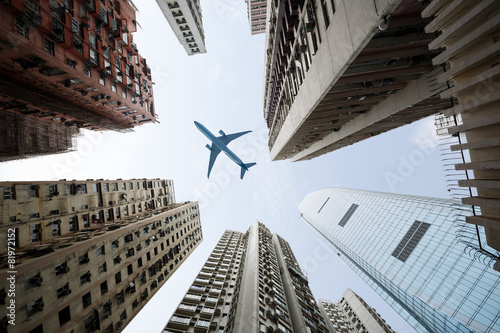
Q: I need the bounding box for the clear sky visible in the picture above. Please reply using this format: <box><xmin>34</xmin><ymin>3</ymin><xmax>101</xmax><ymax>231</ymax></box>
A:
<box><xmin>0</xmin><ymin>1</ymin><xmax>452</xmax><ymax>332</ymax></box>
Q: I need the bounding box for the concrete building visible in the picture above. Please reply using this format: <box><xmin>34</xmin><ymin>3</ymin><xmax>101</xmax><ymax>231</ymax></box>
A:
<box><xmin>299</xmin><ymin>188</ymin><xmax>500</xmax><ymax>333</ymax></box>
<box><xmin>421</xmin><ymin>0</ymin><xmax>500</xmax><ymax>258</ymax></box>
<box><xmin>318</xmin><ymin>289</ymin><xmax>395</xmax><ymax>333</ymax></box>
<box><xmin>245</xmin><ymin>0</ymin><xmax>267</xmax><ymax>35</ymax></box>
<box><xmin>162</xmin><ymin>221</ymin><xmax>329</xmax><ymax>333</ymax></box>
<box><xmin>156</xmin><ymin>0</ymin><xmax>206</xmax><ymax>55</ymax></box>
<box><xmin>262</xmin><ymin>0</ymin><xmax>452</xmax><ymax>162</ymax></box>
<box><xmin>0</xmin><ymin>178</ymin><xmax>203</xmax><ymax>333</ymax></box>
<box><xmin>0</xmin><ymin>0</ymin><xmax>156</xmax><ymax>161</ymax></box>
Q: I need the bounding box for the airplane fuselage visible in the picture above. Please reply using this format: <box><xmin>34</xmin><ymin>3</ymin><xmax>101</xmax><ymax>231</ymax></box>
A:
<box><xmin>194</xmin><ymin>121</ymin><xmax>248</xmax><ymax>170</ymax></box>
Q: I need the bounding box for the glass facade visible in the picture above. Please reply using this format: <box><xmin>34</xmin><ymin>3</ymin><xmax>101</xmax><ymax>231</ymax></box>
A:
<box><xmin>299</xmin><ymin>188</ymin><xmax>500</xmax><ymax>333</ymax></box>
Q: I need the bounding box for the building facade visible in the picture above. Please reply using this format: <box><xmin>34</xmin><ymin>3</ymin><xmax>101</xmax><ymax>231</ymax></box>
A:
<box><xmin>156</xmin><ymin>0</ymin><xmax>206</xmax><ymax>55</ymax></box>
<box><xmin>162</xmin><ymin>221</ymin><xmax>329</xmax><ymax>333</ymax></box>
<box><xmin>318</xmin><ymin>289</ymin><xmax>395</xmax><ymax>333</ymax></box>
<box><xmin>0</xmin><ymin>0</ymin><xmax>156</xmax><ymax>161</ymax></box>
<box><xmin>299</xmin><ymin>188</ymin><xmax>500</xmax><ymax>333</ymax></box>
<box><xmin>262</xmin><ymin>0</ymin><xmax>452</xmax><ymax>162</ymax></box>
<box><xmin>0</xmin><ymin>112</ymin><xmax>80</xmax><ymax>162</ymax></box>
<box><xmin>422</xmin><ymin>0</ymin><xmax>500</xmax><ymax>255</ymax></box>
<box><xmin>245</xmin><ymin>0</ymin><xmax>267</xmax><ymax>35</ymax></box>
<box><xmin>0</xmin><ymin>178</ymin><xmax>203</xmax><ymax>333</ymax></box>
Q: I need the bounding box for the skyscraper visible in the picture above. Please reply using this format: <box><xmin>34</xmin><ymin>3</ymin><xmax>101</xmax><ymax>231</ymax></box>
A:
<box><xmin>299</xmin><ymin>188</ymin><xmax>500</xmax><ymax>333</ymax></box>
<box><xmin>262</xmin><ymin>0</ymin><xmax>452</xmax><ymax>162</ymax></box>
<box><xmin>318</xmin><ymin>289</ymin><xmax>395</xmax><ymax>333</ymax></box>
<box><xmin>245</xmin><ymin>0</ymin><xmax>267</xmax><ymax>35</ymax></box>
<box><xmin>0</xmin><ymin>0</ymin><xmax>156</xmax><ymax>161</ymax></box>
<box><xmin>162</xmin><ymin>221</ymin><xmax>329</xmax><ymax>333</ymax></box>
<box><xmin>0</xmin><ymin>178</ymin><xmax>203</xmax><ymax>333</ymax></box>
<box><xmin>156</xmin><ymin>0</ymin><xmax>206</xmax><ymax>55</ymax></box>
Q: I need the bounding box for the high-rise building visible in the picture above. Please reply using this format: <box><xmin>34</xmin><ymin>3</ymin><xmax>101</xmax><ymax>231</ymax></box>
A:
<box><xmin>245</xmin><ymin>0</ymin><xmax>267</xmax><ymax>35</ymax></box>
<box><xmin>156</xmin><ymin>0</ymin><xmax>206</xmax><ymax>55</ymax></box>
<box><xmin>162</xmin><ymin>221</ymin><xmax>329</xmax><ymax>333</ymax></box>
<box><xmin>422</xmin><ymin>1</ymin><xmax>500</xmax><ymax>253</ymax></box>
<box><xmin>299</xmin><ymin>188</ymin><xmax>500</xmax><ymax>333</ymax></box>
<box><xmin>262</xmin><ymin>0</ymin><xmax>453</xmax><ymax>162</ymax></box>
<box><xmin>0</xmin><ymin>178</ymin><xmax>203</xmax><ymax>333</ymax></box>
<box><xmin>0</xmin><ymin>0</ymin><xmax>156</xmax><ymax>161</ymax></box>
<box><xmin>318</xmin><ymin>289</ymin><xmax>395</xmax><ymax>333</ymax></box>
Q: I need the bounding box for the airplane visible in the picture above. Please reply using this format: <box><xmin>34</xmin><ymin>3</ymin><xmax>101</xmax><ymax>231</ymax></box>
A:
<box><xmin>194</xmin><ymin>121</ymin><xmax>256</xmax><ymax>179</ymax></box>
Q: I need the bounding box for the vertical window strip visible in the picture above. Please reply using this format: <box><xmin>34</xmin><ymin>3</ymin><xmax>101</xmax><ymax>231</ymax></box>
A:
<box><xmin>392</xmin><ymin>221</ymin><xmax>431</xmax><ymax>262</ymax></box>
<box><xmin>338</xmin><ymin>203</ymin><xmax>358</xmax><ymax>227</ymax></box>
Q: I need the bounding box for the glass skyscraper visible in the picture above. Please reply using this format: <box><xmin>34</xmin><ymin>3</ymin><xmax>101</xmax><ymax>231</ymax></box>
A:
<box><xmin>299</xmin><ymin>188</ymin><xmax>500</xmax><ymax>333</ymax></box>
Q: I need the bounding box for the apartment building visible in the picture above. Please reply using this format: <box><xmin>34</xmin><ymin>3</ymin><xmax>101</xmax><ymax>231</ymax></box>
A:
<box><xmin>245</xmin><ymin>0</ymin><xmax>267</xmax><ymax>35</ymax></box>
<box><xmin>0</xmin><ymin>178</ymin><xmax>203</xmax><ymax>333</ymax></box>
<box><xmin>0</xmin><ymin>0</ymin><xmax>156</xmax><ymax>161</ymax></box>
<box><xmin>163</xmin><ymin>221</ymin><xmax>329</xmax><ymax>332</ymax></box>
<box><xmin>318</xmin><ymin>289</ymin><xmax>395</xmax><ymax>333</ymax></box>
<box><xmin>156</xmin><ymin>0</ymin><xmax>206</xmax><ymax>55</ymax></box>
<box><xmin>262</xmin><ymin>0</ymin><xmax>451</xmax><ymax>162</ymax></box>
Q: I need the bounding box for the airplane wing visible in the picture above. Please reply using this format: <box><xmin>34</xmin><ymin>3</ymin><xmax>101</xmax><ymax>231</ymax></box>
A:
<box><xmin>207</xmin><ymin>145</ymin><xmax>222</xmax><ymax>178</ymax></box>
<box><xmin>218</xmin><ymin>130</ymin><xmax>252</xmax><ymax>145</ymax></box>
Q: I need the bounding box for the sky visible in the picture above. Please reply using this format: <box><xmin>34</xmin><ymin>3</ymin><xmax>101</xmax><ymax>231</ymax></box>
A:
<box><xmin>0</xmin><ymin>1</ymin><xmax>453</xmax><ymax>332</ymax></box>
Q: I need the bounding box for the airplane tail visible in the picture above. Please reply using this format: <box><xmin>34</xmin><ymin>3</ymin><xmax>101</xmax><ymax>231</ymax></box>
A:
<box><xmin>240</xmin><ymin>162</ymin><xmax>257</xmax><ymax>179</ymax></box>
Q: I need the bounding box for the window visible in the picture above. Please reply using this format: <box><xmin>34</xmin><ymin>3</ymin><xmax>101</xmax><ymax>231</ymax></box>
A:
<box><xmin>29</xmin><ymin>213</ymin><xmax>40</xmax><ymax>219</ymax></box>
<box><xmin>79</xmin><ymin>253</ymin><xmax>89</xmax><ymax>265</ymax></box>
<box><xmin>97</xmin><ymin>245</ymin><xmax>105</xmax><ymax>256</ymax></box>
<box><xmin>120</xmin><ymin>310</ymin><xmax>127</xmax><ymax>321</ymax></box>
<box><xmin>75</xmin><ymin>184</ymin><xmax>87</xmax><ymax>194</ymax></box>
<box><xmin>98</xmin><ymin>262</ymin><xmax>107</xmax><ymax>274</ymax></box>
<box><xmin>28</xmin><ymin>185</ymin><xmax>39</xmax><ymax>198</ymax></box>
<box><xmin>3</xmin><ymin>186</ymin><xmax>15</xmax><ymax>200</ymax></box>
<box><xmin>82</xmin><ymin>292</ymin><xmax>92</xmax><ymax>308</ymax></box>
<box><xmin>43</xmin><ymin>39</ymin><xmax>55</xmax><ymax>55</ymax></box>
<box><xmin>80</xmin><ymin>271</ymin><xmax>91</xmax><ymax>285</ymax></box>
<box><xmin>115</xmin><ymin>272</ymin><xmax>122</xmax><ymax>284</ymax></box>
<box><xmin>127</xmin><ymin>264</ymin><xmax>133</xmax><ymax>275</ymax></box>
<box><xmin>16</xmin><ymin>17</ymin><xmax>29</xmax><ymax>39</ymax></box>
<box><xmin>25</xmin><ymin>273</ymin><xmax>43</xmax><ymax>291</ymax></box>
<box><xmin>58</xmin><ymin>305</ymin><xmax>71</xmax><ymax>326</ymax></box>
<box><xmin>116</xmin><ymin>290</ymin><xmax>125</xmax><ymax>304</ymax></box>
<box><xmin>57</xmin><ymin>283</ymin><xmax>71</xmax><ymax>298</ymax></box>
<box><xmin>83</xmin><ymin>214</ymin><xmax>90</xmax><ymax>228</ymax></box>
<box><xmin>112</xmin><ymin>81</ymin><xmax>117</xmax><ymax>92</ymax></box>
<box><xmin>338</xmin><ymin>204</ymin><xmax>358</xmax><ymax>227</ymax></box>
<box><xmin>55</xmin><ymin>262</ymin><xmax>69</xmax><ymax>276</ymax></box>
<box><xmin>103</xmin><ymin>301</ymin><xmax>112</xmax><ymax>318</ymax></box>
<box><xmin>392</xmin><ymin>220</ymin><xmax>431</xmax><ymax>262</ymax></box>
<box><xmin>26</xmin><ymin>298</ymin><xmax>44</xmax><ymax>317</ymax></box>
<box><xmin>84</xmin><ymin>62</ymin><xmax>91</xmax><ymax>77</ymax></box>
<box><xmin>101</xmin><ymin>281</ymin><xmax>108</xmax><ymax>295</ymax></box>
